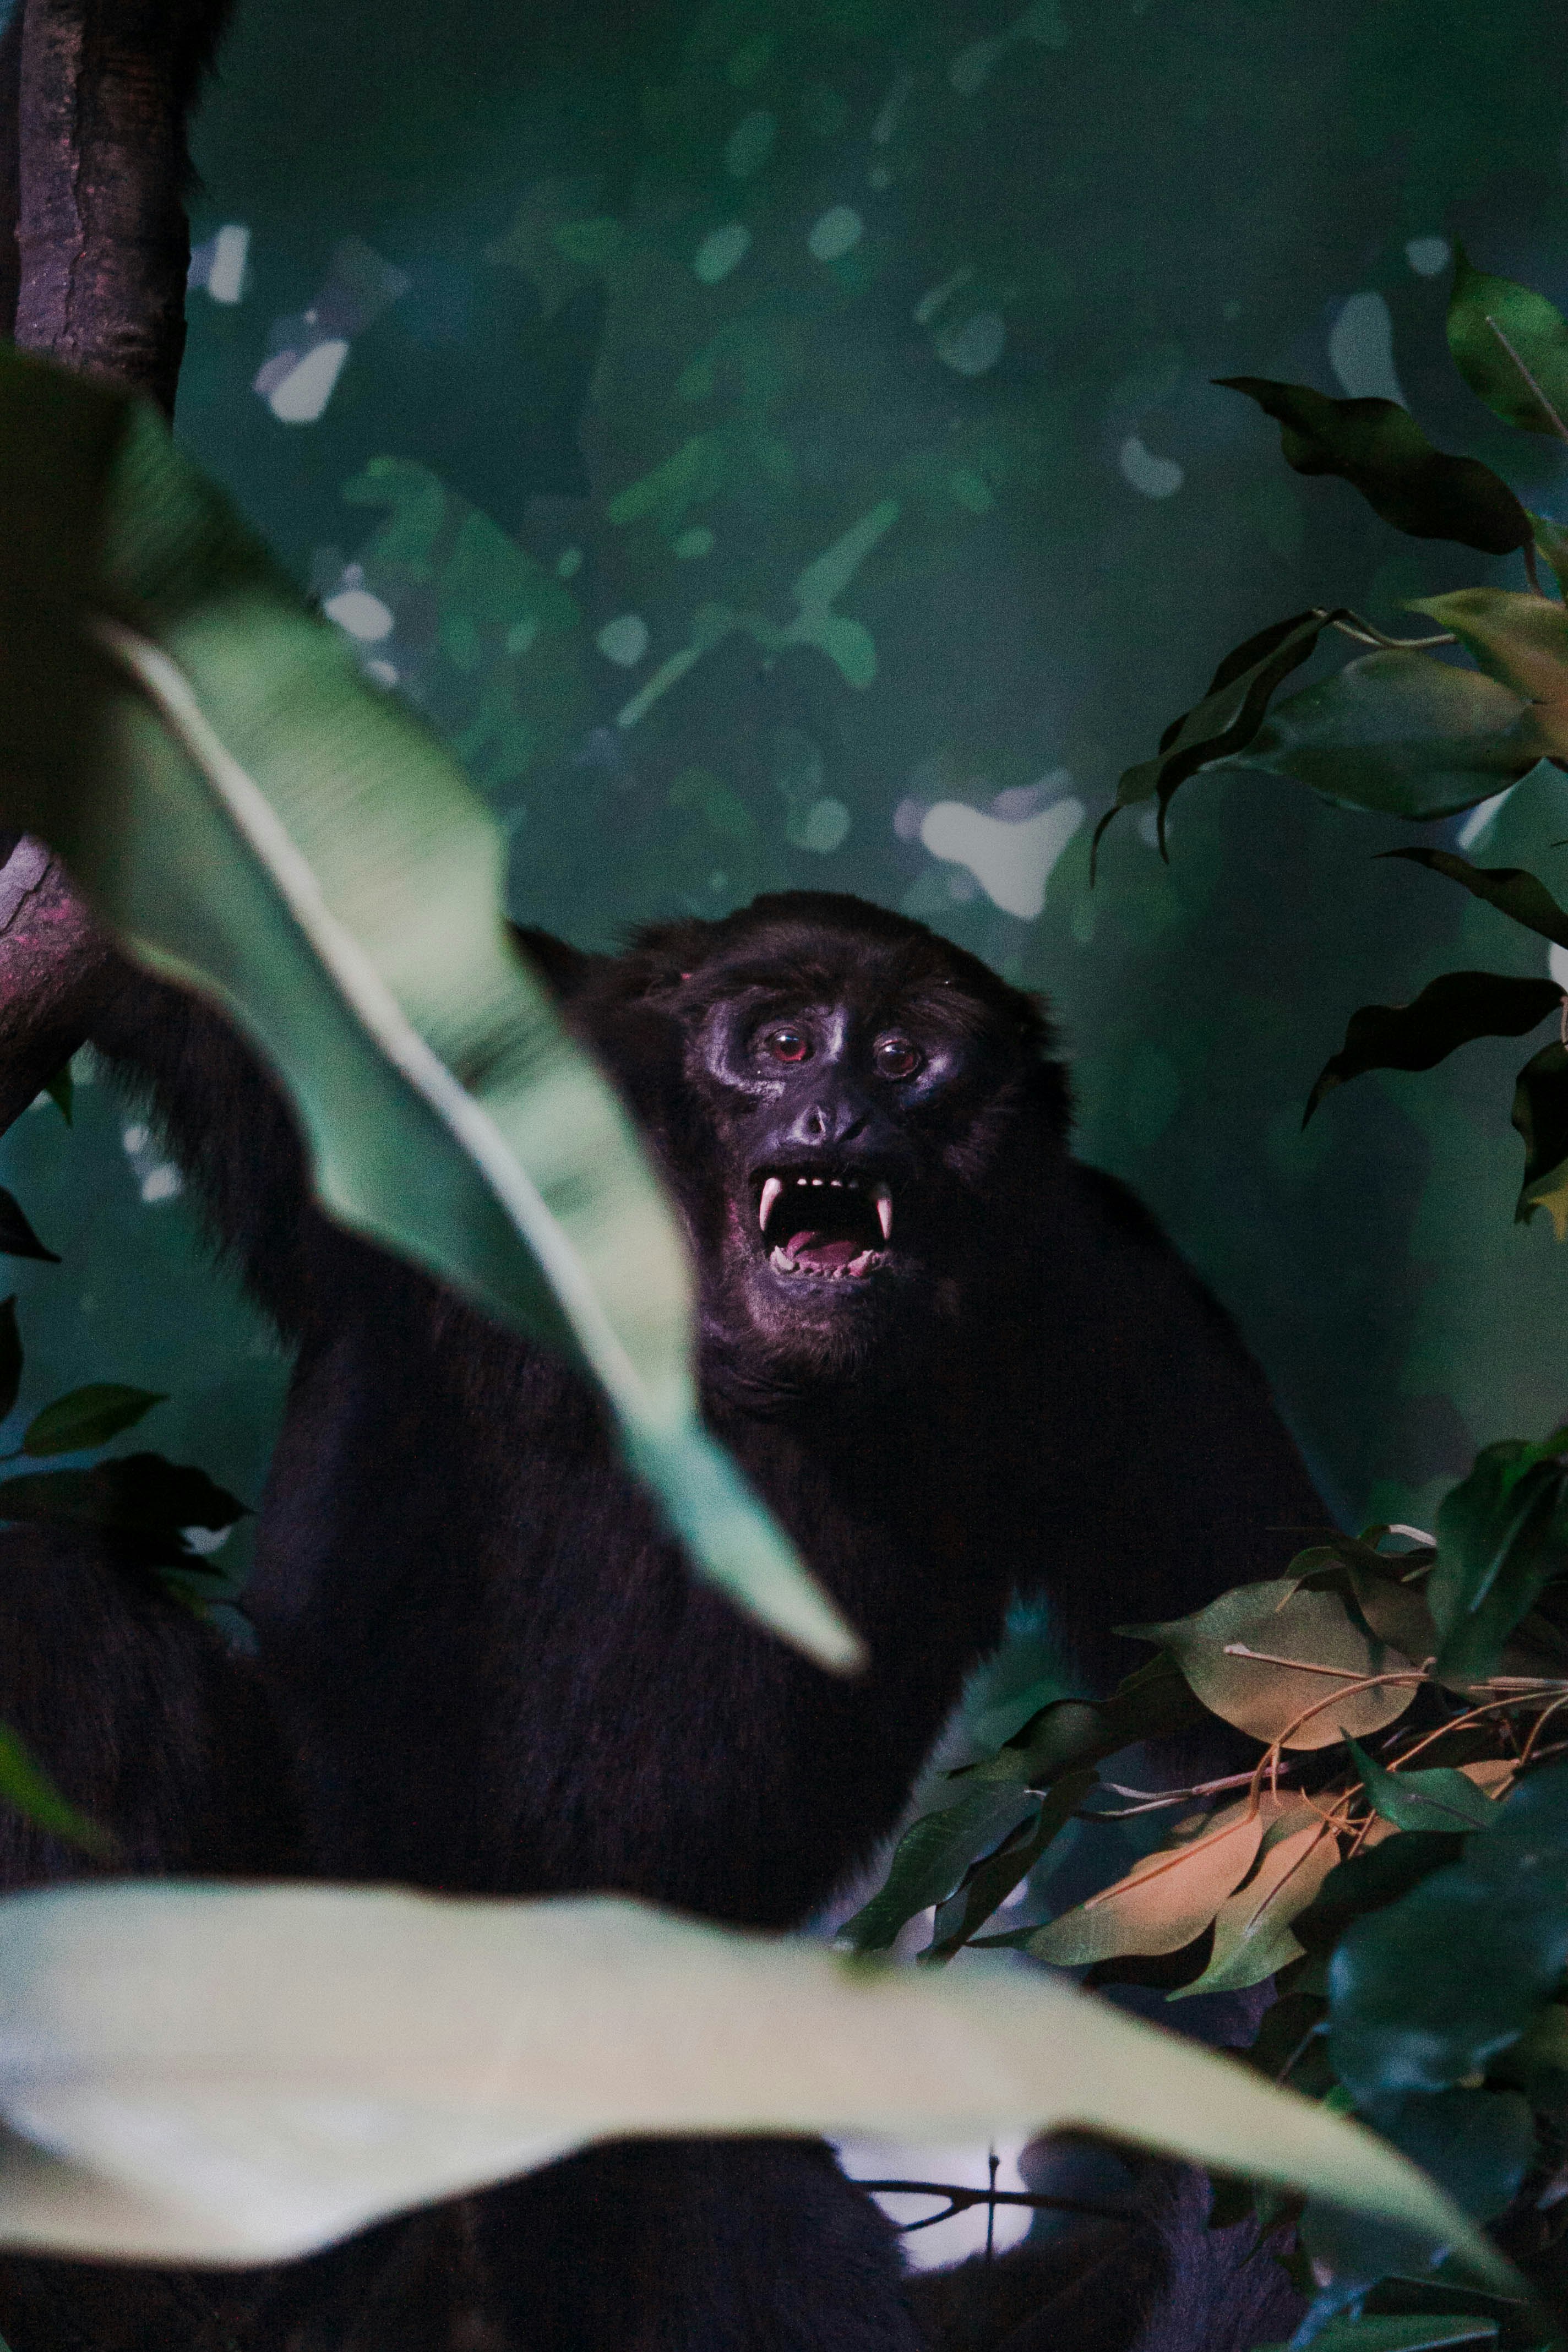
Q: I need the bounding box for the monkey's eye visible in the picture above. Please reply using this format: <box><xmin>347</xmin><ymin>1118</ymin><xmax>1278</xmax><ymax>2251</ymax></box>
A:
<box><xmin>761</xmin><ymin>1026</ymin><xmax>812</xmax><ymax>1065</ymax></box>
<box><xmin>874</xmin><ymin>1035</ymin><xmax>923</xmax><ymax>1080</ymax></box>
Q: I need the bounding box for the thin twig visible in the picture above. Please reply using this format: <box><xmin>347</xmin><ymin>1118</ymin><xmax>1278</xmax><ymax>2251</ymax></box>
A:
<box><xmin>1326</xmin><ymin>618</ymin><xmax>1456</xmax><ymax>652</ymax></box>
<box><xmin>854</xmin><ymin>2182</ymin><xmax>1133</xmax><ymax>2231</ymax></box>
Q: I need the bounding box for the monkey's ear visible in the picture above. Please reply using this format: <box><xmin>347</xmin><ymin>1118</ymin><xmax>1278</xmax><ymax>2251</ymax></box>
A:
<box><xmin>509</xmin><ymin>927</ymin><xmax>605</xmax><ymax>1005</ymax></box>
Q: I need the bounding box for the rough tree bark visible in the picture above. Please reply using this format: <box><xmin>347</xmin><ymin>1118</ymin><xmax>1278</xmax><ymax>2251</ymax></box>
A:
<box><xmin>0</xmin><ymin>0</ymin><xmax>231</xmax><ymax>1130</ymax></box>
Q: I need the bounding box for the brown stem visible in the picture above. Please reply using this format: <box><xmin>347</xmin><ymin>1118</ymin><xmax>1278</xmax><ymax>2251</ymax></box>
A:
<box><xmin>13</xmin><ymin>0</ymin><xmax>232</xmax><ymax>415</ymax></box>
<box><xmin>0</xmin><ymin>834</ymin><xmax>114</xmax><ymax>1135</ymax></box>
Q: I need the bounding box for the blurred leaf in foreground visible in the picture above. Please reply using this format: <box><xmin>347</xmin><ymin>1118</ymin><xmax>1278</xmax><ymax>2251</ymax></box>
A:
<box><xmin>0</xmin><ymin>1883</ymin><xmax>1504</xmax><ymax>2277</ymax></box>
<box><xmin>0</xmin><ymin>344</ymin><xmax>855</xmax><ymax>1672</ymax></box>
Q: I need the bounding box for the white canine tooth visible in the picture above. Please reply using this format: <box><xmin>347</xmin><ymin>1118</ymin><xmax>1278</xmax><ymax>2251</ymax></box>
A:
<box><xmin>830</xmin><ymin>1178</ymin><xmax>842</xmax><ymax>1188</ymax></box>
<box><xmin>759</xmin><ymin>1175</ymin><xmax>782</xmax><ymax>1233</ymax></box>
<box><xmin>873</xmin><ymin>1184</ymin><xmax>892</xmax><ymax>1242</ymax></box>
<box><xmin>812</xmin><ymin>1177</ymin><xmax>824</xmax><ymax>1186</ymax></box>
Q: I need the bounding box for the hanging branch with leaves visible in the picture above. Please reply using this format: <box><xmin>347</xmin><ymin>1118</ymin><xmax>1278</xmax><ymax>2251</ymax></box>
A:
<box><xmin>1096</xmin><ymin>249</ymin><xmax>1568</xmax><ymax>1238</ymax></box>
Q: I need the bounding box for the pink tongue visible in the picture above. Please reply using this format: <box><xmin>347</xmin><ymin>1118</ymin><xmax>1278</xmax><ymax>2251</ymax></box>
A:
<box><xmin>786</xmin><ymin>1229</ymin><xmax>861</xmax><ymax>1268</ymax></box>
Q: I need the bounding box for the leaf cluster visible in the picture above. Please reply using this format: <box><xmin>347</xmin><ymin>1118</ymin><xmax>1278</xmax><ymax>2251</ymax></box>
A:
<box><xmin>852</xmin><ymin>1439</ymin><xmax>1568</xmax><ymax>2343</ymax></box>
<box><xmin>1098</xmin><ymin>251</ymin><xmax>1568</xmax><ymax>1229</ymax></box>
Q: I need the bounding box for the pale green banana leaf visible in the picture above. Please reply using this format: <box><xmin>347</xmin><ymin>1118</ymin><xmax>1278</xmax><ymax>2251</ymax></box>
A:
<box><xmin>0</xmin><ymin>1882</ymin><xmax>1508</xmax><ymax>2284</ymax></box>
<box><xmin>0</xmin><ymin>345</ymin><xmax>857</xmax><ymax>1672</ymax></box>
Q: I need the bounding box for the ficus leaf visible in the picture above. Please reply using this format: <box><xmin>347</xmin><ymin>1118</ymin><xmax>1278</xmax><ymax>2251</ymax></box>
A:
<box><xmin>0</xmin><ymin>342</ymin><xmax>855</xmax><ymax>1673</ymax></box>
<box><xmin>1224</xmin><ymin>653</ymin><xmax>1552</xmax><ymax>818</ymax></box>
<box><xmin>924</xmin><ymin>1770</ymin><xmax>1096</xmax><ymax>1962</ymax></box>
<box><xmin>1384</xmin><ymin>845</ymin><xmax>1568</xmax><ymax>948</ymax></box>
<box><xmin>1304</xmin><ymin>971</ymin><xmax>1563</xmax><ymax>1125</ymax></box>
<box><xmin>1122</xmin><ymin>1578</ymin><xmax>1418</xmax><ymax>1750</ymax></box>
<box><xmin>1098</xmin><ymin>609</ymin><xmax>1347</xmax><ymax>864</ymax></box>
<box><xmin>1429</xmin><ymin>1443</ymin><xmax>1568</xmax><ymax>1681</ymax></box>
<box><xmin>839</xmin><ymin>1782</ymin><xmax>1036</xmax><ymax>1953</ymax></box>
<box><xmin>1343</xmin><ymin>1739</ymin><xmax>1502</xmax><ymax>1837</ymax></box>
<box><xmin>20</xmin><ymin>1384</ymin><xmax>166</xmax><ymax>1458</ymax></box>
<box><xmin>1407</xmin><ymin>587</ymin><xmax>1568</xmax><ymax>733</ymax></box>
<box><xmin>1330</xmin><ymin>1758</ymin><xmax>1568</xmax><ymax>2103</ymax></box>
<box><xmin>0</xmin><ymin>1884</ymin><xmax>1501</xmax><ymax>2277</ymax></box>
<box><xmin>1216</xmin><ymin>377</ymin><xmax>1532</xmax><ymax>554</ymax></box>
<box><xmin>0</xmin><ymin>1189</ymin><xmax>59</xmax><ymax>1264</ymax></box>
<box><xmin>1447</xmin><ymin>244</ymin><xmax>1568</xmax><ymax>440</ymax></box>
<box><xmin>1026</xmin><ymin>1795</ymin><xmax>1271</xmax><ymax>1967</ymax></box>
<box><xmin>1171</xmin><ymin>1807</ymin><xmax>1340</xmax><ymax>2000</ymax></box>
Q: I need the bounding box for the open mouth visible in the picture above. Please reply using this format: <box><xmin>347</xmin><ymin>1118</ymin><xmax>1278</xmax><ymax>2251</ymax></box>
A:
<box><xmin>753</xmin><ymin>1170</ymin><xmax>894</xmax><ymax>1281</ymax></box>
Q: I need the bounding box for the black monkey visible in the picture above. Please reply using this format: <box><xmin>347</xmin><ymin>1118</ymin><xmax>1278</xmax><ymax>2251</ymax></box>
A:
<box><xmin>0</xmin><ymin>890</ymin><xmax>1326</xmax><ymax>2352</ymax></box>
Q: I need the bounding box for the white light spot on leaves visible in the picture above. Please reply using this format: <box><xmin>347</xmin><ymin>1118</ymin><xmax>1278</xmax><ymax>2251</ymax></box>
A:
<box><xmin>181</xmin><ymin>1524</ymin><xmax>233</xmax><ymax>1557</ymax></box>
<box><xmin>919</xmin><ymin>794</ymin><xmax>1085</xmax><ymax>920</ymax></box>
<box><xmin>808</xmin><ymin>206</ymin><xmax>864</xmax><ymax>263</ymax></box>
<box><xmin>257</xmin><ymin>339</ymin><xmax>350</xmax><ymax>424</ymax></box>
<box><xmin>725</xmin><ymin>110</ymin><xmax>776</xmax><ymax>178</ymax></box>
<box><xmin>936</xmin><ymin>311</ymin><xmax>1005</xmax><ymax>377</ymax></box>
<box><xmin>693</xmin><ymin>225</ymin><xmax>752</xmax><ymax>284</ymax></box>
<box><xmin>596</xmin><ymin>615</ymin><xmax>650</xmax><ymax>667</ymax></box>
<box><xmin>674</xmin><ymin>526</ymin><xmax>715</xmax><ymax>559</ymax></box>
<box><xmin>363</xmin><ymin>658</ymin><xmax>399</xmax><ymax>688</ymax></box>
<box><xmin>556</xmin><ymin>547</ymin><xmax>583</xmax><ymax>579</ymax></box>
<box><xmin>1118</xmin><ymin>435</ymin><xmax>1184</xmax><ymax>499</ymax></box>
<box><xmin>1548</xmin><ymin>943</ymin><xmax>1568</xmax><ymax>994</ymax></box>
<box><xmin>1328</xmin><ymin>291</ymin><xmax>1406</xmax><ymax>406</ymax></box>
<box><xmin>323</xmin><ymin>589</ymin><xmax>394</xmax><ymax>643</ymax></box>
<box><xmin>140</xmin><ymin>1166</ymin><xmax>182</xmax><ymax>1205</ymax></box>
<box><xmin>1406</xmin><ymin>236</ymin><xmax>1451</xmax><ymax>278</ymax></box>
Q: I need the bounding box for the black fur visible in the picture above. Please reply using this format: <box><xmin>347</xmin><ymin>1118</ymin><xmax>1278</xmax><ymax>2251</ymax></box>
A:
<box><xmin>0</xmin><ymin>892</ymin><xmax>1327</xmax><ymax>2351</ymax></box>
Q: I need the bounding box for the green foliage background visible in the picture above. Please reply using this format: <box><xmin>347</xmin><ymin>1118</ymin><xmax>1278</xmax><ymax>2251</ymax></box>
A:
<box><xmin>7</xmin><ymin>0</ymin><xmax>1568</xmax><ymax>1575</ymax></box>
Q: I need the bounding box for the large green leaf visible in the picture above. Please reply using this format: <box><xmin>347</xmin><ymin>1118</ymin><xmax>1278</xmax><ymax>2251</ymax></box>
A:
<box><xmin>1304</xmin><ymin>971</ymin><xmax>1564</xmax><ymax>1125</ymax></box>
<box><xmin>1257</xmin><ymin>2320</ymin><xmax>1498</xmax><ymax>2352</ymax></box>
<box><xmin>0</xmin><ymin>1882</ymin><xmax>1503</xmax><ymax>2278</ymax></box>
<box><xmin>1447</xmin><ymin>245</ymin><xmax>1568</xmax><ymax>440</ymax></box>
<box><xmin>1215</xmin><ymin>378</ymin><xmax>1532</xmax><ymax>554</ymax></box>
<box><xmin>0</xmin><ymin>346</ymin><xmax>856</xmax><ymax>1671</ymax></box>
<box><xmin>1223</xmin><ymin>653</ymin><xmax>1552</xmax><ymax>818</ymax></box>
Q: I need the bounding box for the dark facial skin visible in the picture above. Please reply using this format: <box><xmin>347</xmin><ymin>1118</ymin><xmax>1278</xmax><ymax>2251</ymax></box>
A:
<box><xmin>596</xmin><ymin>896</ymin><xmax>1064</xmax><ymax>1389</ymax></box>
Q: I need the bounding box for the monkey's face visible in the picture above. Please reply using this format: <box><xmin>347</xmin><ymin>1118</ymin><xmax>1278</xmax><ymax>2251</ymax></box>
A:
<box><xmin>624</xmin><ymin>898</ymin><xmax>1066</xmax><ymax>1389</ymax></box>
